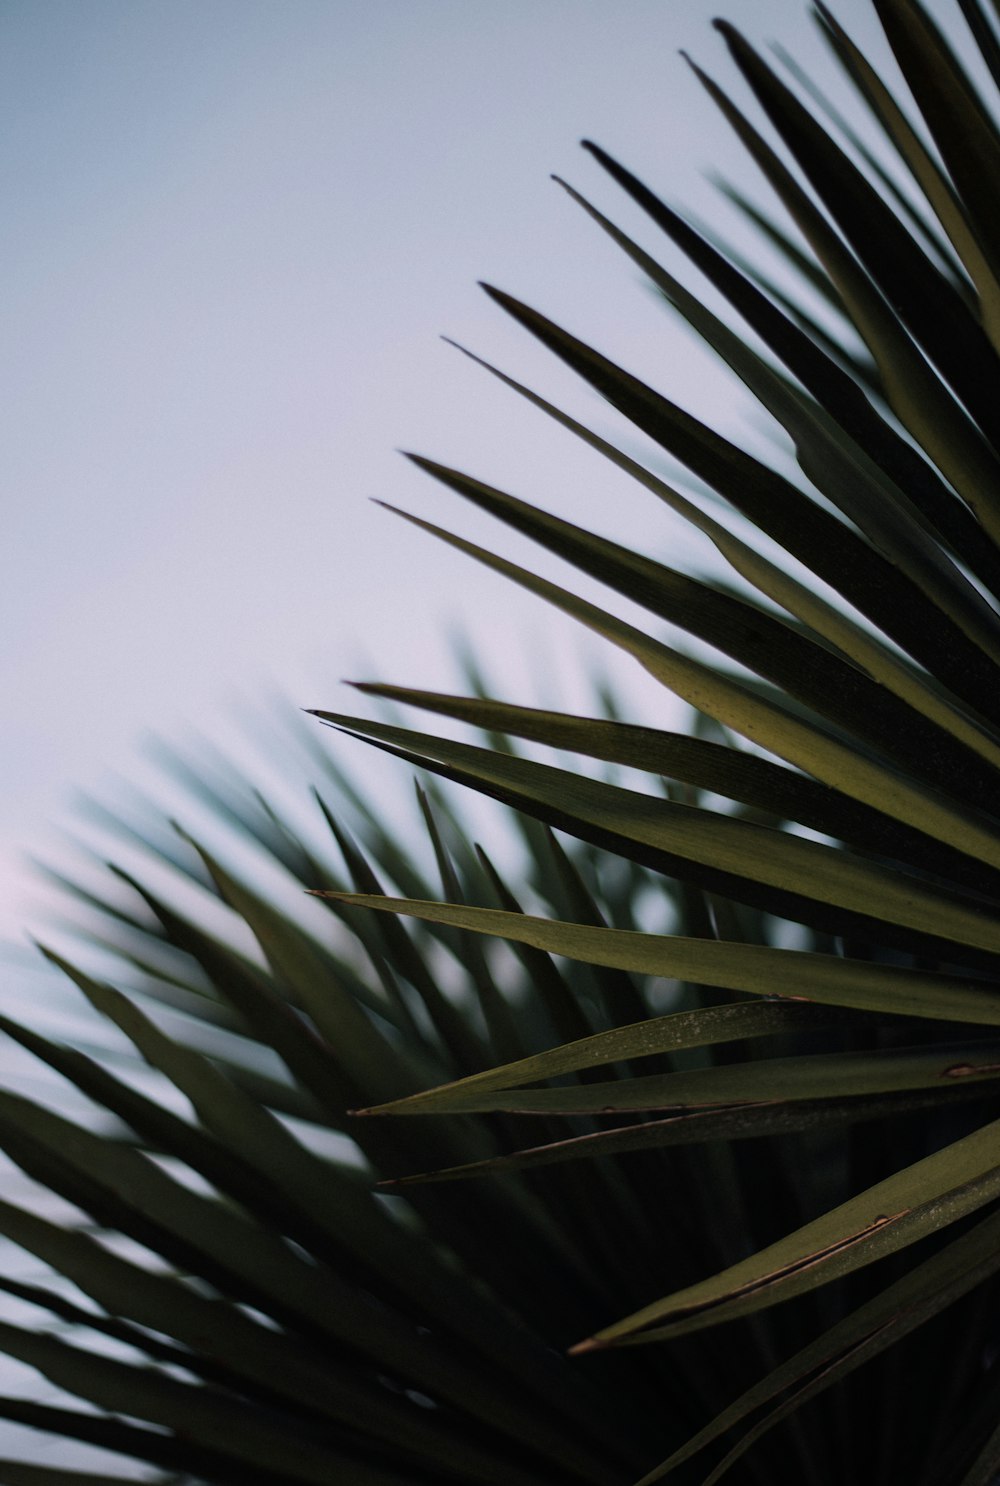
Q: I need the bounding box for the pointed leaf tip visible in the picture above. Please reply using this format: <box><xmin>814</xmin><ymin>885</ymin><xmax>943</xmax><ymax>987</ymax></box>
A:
<box><xmin>567</xmin><ymin>1337</ymin><xmax>606</xmax><ymax>1356</ymax></box>
<box><xmin>402</xmin><ymin>452</ymin><xmax>436</xmax><ymax>474</ymax></box>
<box><xmin>581</xmin><ymin>140</ymin><xmax>613</xmax><ymax>168</ymax></box>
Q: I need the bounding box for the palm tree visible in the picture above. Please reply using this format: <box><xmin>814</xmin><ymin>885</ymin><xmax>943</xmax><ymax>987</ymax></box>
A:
<box><xmin>7</xmin><ymin>0</ymin><xmax>1000</xmax><ymax>1481</ymax></box>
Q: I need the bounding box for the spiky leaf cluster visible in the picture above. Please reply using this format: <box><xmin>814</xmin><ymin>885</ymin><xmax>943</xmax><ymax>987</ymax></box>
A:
<box><xmin>7</xmin><ymin>3</ymin><xmax>1000</xmax><ymax>1484</ymax></box>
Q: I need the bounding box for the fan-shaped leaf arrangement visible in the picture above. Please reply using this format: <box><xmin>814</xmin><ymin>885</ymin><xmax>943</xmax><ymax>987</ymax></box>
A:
<box><xmin>309</xmin><ymin>1</ymin><xmax>1000</xmax><ymax>1479</ymax></box>
<box><xmin>9</xmin><ymin>2</ymin><xmax>1000</xmax><ymax>1483</ymax></box>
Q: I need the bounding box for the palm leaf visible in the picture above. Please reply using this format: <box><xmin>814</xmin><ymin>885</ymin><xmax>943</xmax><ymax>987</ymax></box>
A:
<box><xmin>306</xmin><ymin>3</ymin><xmax>1000</xmax><ymax>1481</ymax></box>
<box><xmin>12</xmin><ymin>3</ymin><xmax>1000</xmax><ymax>1484</ymax></box>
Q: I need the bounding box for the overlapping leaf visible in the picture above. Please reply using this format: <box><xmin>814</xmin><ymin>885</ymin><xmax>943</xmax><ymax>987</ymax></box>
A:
<box><xmin>308</xmin><ymin>3</ymin><xmax>1000</xmax><ymax>1482</ymax></box>
<box><xmin>12</xmin><ymin>4</ymin><xmax>1000</xmax><ymax>1485</ymax></box>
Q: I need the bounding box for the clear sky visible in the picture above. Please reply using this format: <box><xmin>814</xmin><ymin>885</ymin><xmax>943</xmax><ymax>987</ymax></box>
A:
<box><xmin>2</xmin><ymin>0</ymin><xmax>927</xmax><ymax>951</ymax></box>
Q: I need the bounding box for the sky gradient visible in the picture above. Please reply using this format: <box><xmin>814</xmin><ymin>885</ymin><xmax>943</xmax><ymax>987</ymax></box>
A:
<box><xmin>3</xmin><ymin>0</ymin><xmax>919</xmax><ymax>940</ymax></box>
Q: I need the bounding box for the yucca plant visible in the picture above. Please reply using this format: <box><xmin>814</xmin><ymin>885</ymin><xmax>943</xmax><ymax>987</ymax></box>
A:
<box><xmin>5</xmin><ymin>719</ymin><xmax>701</xmax><ymax>1486</ymax></box>
<box><xmin>8</xmin><ymin>0</ymin><xmax>1000</xmax><ymax>1482</ymax></box>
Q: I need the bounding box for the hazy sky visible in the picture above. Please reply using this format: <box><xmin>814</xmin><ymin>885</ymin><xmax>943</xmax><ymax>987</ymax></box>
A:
<box><xmin>3</xmin><ymin>0</ymin><xmax>929</xmax><ymax>953</ymax></box>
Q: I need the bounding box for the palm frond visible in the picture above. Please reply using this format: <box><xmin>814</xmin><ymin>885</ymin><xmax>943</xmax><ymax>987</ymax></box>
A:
<box><xmin>307</xmin><ymin>2</ymin><xmax>1000</xmax><ymax>1479</ymax></box>
<box><xmin>10</xmin><ymin>3</ymin><xmax>1000</xmax><ymax>1484</ymax></box>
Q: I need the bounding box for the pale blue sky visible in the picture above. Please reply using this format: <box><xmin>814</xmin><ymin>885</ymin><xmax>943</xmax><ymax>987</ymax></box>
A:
<box><xmin>4</xmin><ymin>0</ymin><xmax>916</xmax><ymax>952</ymax></box>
